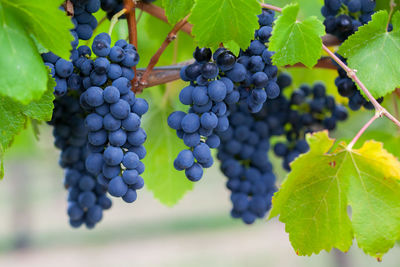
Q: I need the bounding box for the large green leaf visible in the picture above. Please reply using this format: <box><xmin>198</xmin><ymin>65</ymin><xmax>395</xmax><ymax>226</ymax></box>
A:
<box><xmin>0</xmin><ymin>75</ymin><xmax>55</xmax><ymax>149</ymax></box>
<box><xmin>141</xmin><ymin>88</ymin><xmax>194</xmax><ymax>206</ymax></box>
<box><xmin>338</xmin><ymin>11</ymin><xmax>400</xmax><ymax>98</ymax></box>
<box><xmin>189</xmin><ymin>0</ymin><xmax>260</xmax><ymax>50</ymax></box>
<box><xmin>163</xmin><ymin>0</ymin><xmax>194</xmax><ymax>24</ymax></box>
<box><xmin>0</xmin><ymin>75</ymin><xmax>55</xmax><ymax>179</ymax></box>
<box><xmin>0</xmin><ymin>4</ymin><xmax>48</xmax><ymax>104</ymax></box>
<box><xmin>2</xmin><ymin>0</ymin><xmax>73</xmax><ymax>59</ymax></box>
<box><xmin>23</xmin><ymin>76</ymin><xmax>56</xmax><ymax>121</ymax></box>
<box><xmin>269</xmin><ymin>4</ymin><xmax>325</xmax><ymax>68</ymax></box>
<box><xmin>270</xmin><ymin>131</ymin><xmax>400</xmax><ymax>259</ymax></box>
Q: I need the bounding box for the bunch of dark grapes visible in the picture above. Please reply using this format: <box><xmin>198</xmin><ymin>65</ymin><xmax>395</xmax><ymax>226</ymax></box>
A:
<box><xmin>233</xmin><ymin>9</ymin><xmax>280</xmax><ymax>113</ymax></box>
<box><xmin>167</xmin><ymin>9</ymin><xmax>280</xmax><ymax>182</ymax></box>
<box><xmin>78</xmin><ymin>33</ymin><xmax>148</xmax><ymax>203</ymax></box>
<box><xmin>167</xmin><ymin>47</ymin><xmax>237</xmax><ymax>181</ymax></box>
<box><xmin>42</xmin><ymin>0</ymin><xmax>100</xmax><ymax>96</ymax></box>
<box><xmin>49</xmin><ymin>92</ymin><xmax>112</xmax><ymax>229</ymax></box>
<box><xmin>271</xmin><ymin>74</ymin><xmax>348</xmax><ymax>170</ymax></box>
<box><xmin>100</xmin><ymin>0</ymin><xmax>155</xmax><ymax>19</ymax></box>
<box><xmin>322</xmin><ymin>0</ymin><xmax>376</xmax><ymax>41</ymax></box>
<box><xmin>216</xmin><ymin>102</ymin><xmax>277</xmax><ymax>225</ymax></box>
<box><xmin>216</xmin><ymin>73</ymin><xmax>348</xmax><ymax>224</ymax></box>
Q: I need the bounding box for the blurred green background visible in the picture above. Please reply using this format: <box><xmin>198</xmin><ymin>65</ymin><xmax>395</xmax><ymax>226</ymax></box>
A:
<box><xmin>1</xmin><ymin>0</ymin><xmax>400</xmax><ymax>266</ymax></box>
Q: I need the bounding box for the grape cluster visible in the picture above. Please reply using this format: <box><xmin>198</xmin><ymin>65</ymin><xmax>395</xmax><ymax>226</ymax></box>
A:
<box><xmin>215</xmin><ymin>73</ymin><xmax>348</xmax><ymax>224</ymax></box>
<box><xmin>168</xmin><ymin>9</ymin><xmax>280</xmax><ymax>182</ymax></box>
<box><xmin>233</xmin><ymin>9</ymin><xmax>280</xmax><ymax>112</ymax></box>
<box><xmin>100</xmin><ymin>0</ymin><xmax>155</xmax><ymax>19</ymax></box>
<box><xmin>167</xmin><ymin>47</ymin><xmax>238</xmax><ymax>181</ymax></box>
<box><xmin>271</xmin><ymin>74</ymin><xmax>348</xmax><ymax>170</ymax></box>
<box><xmin>216</xmin><ymin>102</ymin><xmax>277</xmax><ymax>224</ymax></box>
<box><xmin>78</xmin><ymin>33</ymin><xmax>148</xmax><ymax>203</ymax></box>
<box><xmin>49</xmin><ymin>94</ymin><xmax>112</xmax><ymax>229</ymax></box>
<box><xmin>322</xmin><ymin>0</ymin><xmax>376</xmax><ymax>41</ymax></box>
<box><xmin>42</xmin><ymin>0</ymin><xmax>100</xmax><ymax>96</ymax></box>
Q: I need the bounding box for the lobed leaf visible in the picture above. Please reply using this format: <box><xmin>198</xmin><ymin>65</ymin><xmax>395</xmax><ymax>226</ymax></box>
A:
<box><xmin>269</xmin><ymin>4</ymin><xmax>325</xmax><ymax>68</ymax></box>
<box><xmin>1</xmin><ymin>0</ymin><xmax>73</xmax><ymax>59</ymax></box>
<box><xmin>270</xmin><ymin>131</ymin><xmax>400</xmax><ymax>259</ymax></box>
<box><xmin>189</xmin><ymin>0</ymin><xmax>261</xmax><ymax>50</ymax></box>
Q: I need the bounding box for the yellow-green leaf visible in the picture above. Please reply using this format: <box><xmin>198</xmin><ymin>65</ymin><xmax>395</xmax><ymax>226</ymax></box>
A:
<box><xmin>270</xmin><ymin>131</ymin><xmax>400</xmax><ymax>259</ymax></box>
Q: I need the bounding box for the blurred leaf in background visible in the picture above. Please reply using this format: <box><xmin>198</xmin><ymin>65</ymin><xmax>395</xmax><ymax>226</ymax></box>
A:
<box><xmin>141</xmin><ymin>86</ymin><xmax>194</xmax><ymax>206</ymax></box>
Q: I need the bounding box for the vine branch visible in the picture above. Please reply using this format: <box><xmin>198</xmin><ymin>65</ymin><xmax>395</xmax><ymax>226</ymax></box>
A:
<box><xmin>134</xmin><ymin>57</ymin><xmax>336</xmax><ymax>89</ymax></box>
<box><xmin>123</xmin><ymin>0</ymin><xmax>138</xmax><ymax>91</ymax></box>
<box><xmin>136</xmin><ymin>2</ymin><xmax>193</xmax><ymax>36</ymax></box>
<box><xmin>136</xmin><ymin>15</ymin><xmax>190</xmax><ymax>92</ymax></box>
<box><xmin>347</xmin><ymin>113</ymin><xmax>380</xmax><ymax>150</ymax></box>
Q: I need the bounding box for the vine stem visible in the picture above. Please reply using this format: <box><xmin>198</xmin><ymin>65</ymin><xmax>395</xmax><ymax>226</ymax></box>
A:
<box><xmin>387</xmin><ymin>0</ymin><xmax>397</xmax><ymax>31</ymax></box>
<box><xmin>123</xmin><ymin>0</ymin><xmax>138</xmax><ymax>91</ymax></box>
<box><xmin>136</xmin><ymin>15</ymin><xmax>190</xmax><ymax>93</ymax></box>
<box><xmin>260</xmin><ymin>2</ymin><xmax>400</xmax><ymax>149</ymax></box>
<box><xmin>136</xmin><ymin>2</ymin><xmax>192</xmax><ymax>35</ymax></box>
<box><xmin>322</xmin><ymin>45</ymin><xmax>400</xmax><ymax>128</ymax></box>
<box><xmin>347</xmin><ymin>113</ymin><xmax>379</xmax><ymax>150</ymax></box>
<box><xmin>108</xmin><ymin>8</ymin><xmax>127</xmax><ymax>36</ymax></box>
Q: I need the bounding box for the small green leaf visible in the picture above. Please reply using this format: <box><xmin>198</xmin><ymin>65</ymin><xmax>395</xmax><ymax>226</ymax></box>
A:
<box><xmin>338</xmin><ymin>11</ymin><xmax>400</xmax><ymax>98</ymax></box>
<box><xmin>23</xmin><ymin>76</ymin><xmax>56</xmax><ymax>121</ymax></box>
<box><xmin>0</xmin><ymin>3</ymin><xmax>49</xmax><ymax>104</ymax></box>
<box><xmin>0</xmin><ymin>75</ymin><xmax>55</xmax><ymax>149</ymax></box>
<box><xmin>2</xmin><ymin>0</ymin><xmax>73</xmax><ymax>59</ymax></box>
<box><xmin>0</xmin><ymin>97</ymin><xmax>26</xmax><ymax>149</ymax></box>
<box><xmin>269</xmin><ymin>4</ymin><xmax>325</xmax><ymax>68</ymax></box>
<box><xmin>163</xmin><ymin>0</ymin><xmax>194</xmax><ymax>24</ymax></box>
<box><xmin>270</xmin><ymin>131</ymin><xmax>400</xmax><ymax>259</ymax></box>
<box><xmin>141</xmin><ymin>89</ymin><xmax>194</xmax><ymax>206</ymax></box>
<box><xmin>189</xmin><ymin>0</ymin><xmax>261</xmax><ymax>49</ymax></box>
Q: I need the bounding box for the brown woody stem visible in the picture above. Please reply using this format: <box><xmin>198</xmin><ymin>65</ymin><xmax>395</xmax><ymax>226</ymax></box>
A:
<box><xmin>136</xmin><ymin>15</ymin><xmax>190</xmax><ymax>93</ymax></box>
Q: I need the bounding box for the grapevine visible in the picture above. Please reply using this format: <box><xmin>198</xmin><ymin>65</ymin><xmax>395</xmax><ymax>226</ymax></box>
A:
<box><xmin>1</xmin><ymin>0</ymin><xmax>400</xmax><ymax>261</ymax></box>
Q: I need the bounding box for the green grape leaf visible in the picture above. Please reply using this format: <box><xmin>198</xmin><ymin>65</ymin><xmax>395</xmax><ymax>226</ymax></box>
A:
<box><xmin>269</xmin><ymin>4</ymin><xmax>325</xmax><ymax>68</ymax></box>
<box><xmin>23</xmin><ymin>77</ymin><xmax>56</xmax><ymax>121</ymax></box>
<box><xmin>0</xmin><ymin>3</ymin><xmax>49</xmax><ymax>104</ymax></box>
<box><xmin>0</xmin><ymin>98</ymin><xmax>27</xmax><ymax>150</ymax></box>
<box><xmin>270</xmin><ymin>131</ymin><xmax>400</xmax><ymax>259</ymax></box>
<box><xmin>1</xmin><ymin>0</ymin><xmax>73</xmax><ymax>59</ymax></box>
<box><xmin>0</xmin><ymin>75</ymin><xmax>55</xmax><ymax>166</ymax></box>
<box><xmin>163</xmin><ymin>0</ymin><xmax>194</xmax><ymax>24</ymax></box>
<box><xmin>141</xmin><ymin>90</ymin><xmax>194</xmax><ymax>206</ymax></box>
<box><xmin>189</xmin><ymin>0</ymin><xmax>261</xmax><ymax>49</ymax></box>
<box><xmin>338</xmin><ymin>11</ymin><xmax>400</xmax><ymax>98</ymax></box>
